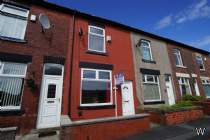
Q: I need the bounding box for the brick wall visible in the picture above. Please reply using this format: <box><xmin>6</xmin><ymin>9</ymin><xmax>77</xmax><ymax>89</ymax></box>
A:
<box><xmin>149</xmin><ymin>108</ymin><xmax>204</xmax><ymax>125</ymax></box>
<box><xmin>165</xmin><ymin>109</ymin><xmax>203</xmax><ymax>125</ymax></box>
<box><xmin>167</xmin><ymin>44</ymin><xmax>210</xmax><ymax>101</ymax></box>
<box><xmin>193</xmin><ymin>101</ymin><xmax>210</xmax><ymax>115</ymax></box>
<box><xmin>60</xmin><ymin>117</ymin><xmax>150</xmax><ymax>140</ymax></box>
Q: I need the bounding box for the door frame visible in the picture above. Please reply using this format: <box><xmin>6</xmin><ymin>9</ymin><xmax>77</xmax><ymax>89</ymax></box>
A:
<box><xmin>121</xmin><ymin>81</ymin><xmax>135</xmax><ymax>116</ymax></box>
<box><xmin>194</xmin><ymin>79</ymin><xmax>200</xmax><ymax>96</ymax></box>
<box><xmin>36</xmin><ymin>63</ymin><xmax>64</xmax><ymax>129</ymax></box>
<box><xmin>165</xmin><ymin>75</ymin><xmax>175</xmax><ymax>105</ymax></box>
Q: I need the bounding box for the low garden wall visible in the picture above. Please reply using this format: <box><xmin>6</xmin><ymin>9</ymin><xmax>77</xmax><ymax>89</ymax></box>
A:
<box><xmin>193</xmin><ymin>101</ymin><xmax>210</xmax><ymax>115</ymax></box>
<box><xmin>60</xmin><ymin>114</ymin><xmax>150</xmax><ymax>140</ymax></box>
<box><xmin>148</xmin><ymin>107</ymin><xmax>204</xmax><ymax>125</ymax></box>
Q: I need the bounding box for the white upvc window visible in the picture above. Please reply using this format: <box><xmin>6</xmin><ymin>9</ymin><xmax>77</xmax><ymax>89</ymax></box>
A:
<box><xmin>80</xmin><ymin>68</ymin><xmax>112</xmax><ymax>106</ymax></box>
<box><xmin>140</xmin><ymin>40</ymin><xmax>153</xmax><ymax>61</ymax></box>
<box><xmin>173</xmin><ymin>49</ymin><xmax>184</xmax><ymax>67</ymax></box>
<box><xmin>142</xmin><ymin>74</ymin><xmax>161</xmax><ymax>102</ymax></box>
<box><xmin>196</xmin><ymin>55</ymin><xmax>205</xmax><ymax>70</ymax></box>
<box><xmin>0</xmin><ymin>4</ymin><xmax>29</xmax><ymax>40</ymax></box>
<box><xmin>88</xmin><ymin>25</ymin><xmax>106</xmax><ymax>53</ymax></box>
<box><xmin>178</xmin><ymin>77</ymin><xmax>192</xmax><ymax>96</ymax></box>
<box><xmin>202</xmin><ymin>79</ymin><xmax>210</xmax><ymax>98</ymax></box>
<box><xmin>0</xmin><ymin>62</ymin><xmax>27</xmax><ymax>110</ymax></box>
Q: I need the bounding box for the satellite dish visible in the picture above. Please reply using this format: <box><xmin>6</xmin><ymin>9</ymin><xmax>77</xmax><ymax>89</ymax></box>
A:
<box><xmin>39</xmin><ymin>14</ymin><xmax>51</xmax><ymax>32</ymax></box>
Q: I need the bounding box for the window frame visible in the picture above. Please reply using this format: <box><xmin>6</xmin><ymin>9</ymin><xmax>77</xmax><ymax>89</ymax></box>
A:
<box><xmin>201</xmin><ymin>79</ymin><xmax>210</xmax><ymax>98</ymax></box>
<box><xmin>142</xmin><ymin>74</ymin><xmax>161</xmax><ymax>102</ymax></box>
<box><xmin>43</xmin><ymin>63</ymin><xmax>64</xmax><ymax>77</ymax></box>
<box><xmin>173</xmin><ymin>49</ymin><xmax>184</xmax><ymax>67</ymax></box>
<box><xmin>178</xmin><ymin>77</ymin><xmax>192</xmax><ymax>96</ymax></box>
<box><xmin>196</xmin><ymin>55</ymin><xmax>205</xmax><ymax>71</ymax></box>
<box><xmin>0</xmin><ymin>62</ymin><xmax>27</xmax><ymax>110</ymax></box>
<box><xmin>0</xmin><ymin>4</ymin><xmax>29</xmax><ymax>40</ymax></box>
<box><xmin>88</xmin><ymin>25</ymin><xmax>106</xmax><ymax>53</ymax></box>
<box><xmin>140</xmin><ymin>40</ymin><xmax>153</xmax><ymax>61</ymax></box>
<box><xmin>80</xmin><ymin>68</ymin><xmax>112</xmax><ymax>106</ymax></box>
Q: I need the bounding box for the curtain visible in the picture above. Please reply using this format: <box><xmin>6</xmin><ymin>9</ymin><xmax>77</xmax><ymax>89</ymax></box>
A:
<box><xmin>141</xmin><ymin>47</ymin><xmax>151</xmax><ymax>60</ymax></box>
<box><xmin>3</xmin><ymin>63</ymin><xmax>26</xmax><ymax>75</ymax></box>
<box><xmin>203</xmin><ymin>85</ymin><xmax>210</xmax><ymax>97</ymax></box>
<box><xmin>89</xmin><ymin>34</ymin><xmax>104</xmax><ymax>51</ymax></box>
<box><xmin>0</xmin><ymin>77</ymin><xmax>23</xmax><ymax>107</ymax></box>
<box><xmin>0</xmin><ymin>14</ymin><xmax>27</xmax><ymax>40</ymax></box>
<box><xmin>143</xmin><ymin>83</ymin><xmax>160</xmax><ymax>101</ymax></box>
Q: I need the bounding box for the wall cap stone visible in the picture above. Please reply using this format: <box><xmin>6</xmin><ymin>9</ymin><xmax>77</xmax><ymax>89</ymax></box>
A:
<box><xmin>62</xmin><ymin>113</ymin><xmax>149</xmax><ymax>127</ymax></box>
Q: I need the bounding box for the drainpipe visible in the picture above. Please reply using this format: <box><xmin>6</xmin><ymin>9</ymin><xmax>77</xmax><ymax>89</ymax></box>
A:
<box><xmin>68</xmin><ymin>11</ymin><xmax>76</xmax><ymax>117</ymax></box>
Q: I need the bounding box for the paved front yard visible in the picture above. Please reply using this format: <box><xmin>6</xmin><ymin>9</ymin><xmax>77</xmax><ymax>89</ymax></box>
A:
<box><xmin>122</xmin><ymin>116</ymin><xmax>210</xmax><ymax>140</ymax></box>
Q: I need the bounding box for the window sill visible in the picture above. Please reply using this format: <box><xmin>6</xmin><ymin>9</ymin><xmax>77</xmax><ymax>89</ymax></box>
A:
<box><xmin>176</xmin><ymin>65</ymin><xmax>187</xmax><ymax>69</ymax></box>
<box><xmin>142</xmin><ymin>59</ymin><xmax>156</xmax><ymax>64</ymax></box>
<box><xmin>200</xmin><ymin>69</ymin><xmax>206</xmax><ymax>71</ymax></box>
<box><xmin>86</xmin><ymin>50</ymin><xmax>108</xmax><ymax>56</ymax></box>
<box><xmin>144</xmin><ymin>101</ymin><xmax>165</xmax><ymax>105</ymax></box>
<box><xmin>0</xmin><ymin>109</ymin><xmax>25</xmax><ymax>116</ymax></box>
<box><xmin>78</xmin><ymin>105</ymin><xmax>115</xmax><ymax>110</ymax></box>
<box><xmin>0</xmin><ymin>36</ymin><xmax>27</xmax><ymax>43</ymax></box>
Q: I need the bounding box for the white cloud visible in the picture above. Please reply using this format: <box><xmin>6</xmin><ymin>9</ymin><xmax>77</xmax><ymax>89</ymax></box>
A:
<box><xmin>155</xmin><ymin>15</ymin><xmax>172</xmax><ymax>30</ymax></box>
<box><xmin>155</xmin><ymin>0</ymin><xmax>210</xmax><ymax>29</ymax></box>
<box><xmin>175</xmin><ymin>0</ymin><xmax>210</xmax><ymax>23</ymax></box>
<box><xmin>191</xmin><ymin>35</ymin><xmax>210</xmax><ymax>48</ymax></box>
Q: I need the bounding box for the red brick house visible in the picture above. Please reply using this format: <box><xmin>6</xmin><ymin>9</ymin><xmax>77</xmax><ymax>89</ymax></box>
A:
<box><xmin>0</xmin><ymin>0</ymin><xmax>73</xmax><ymax>134</ymax></box>
<box><xmin>167</xmin><ymin>43</ymin><xmax>210</xmax><ymax>101</ymax></box>
<box><xmin>0</xmin><ymin>0</ymin><xmax>142</xmax><ymax>135</ymax></box>
<box><xmin>69</xmin><ymin>15</ymin><xmax>139</xmax><ymax>121</ymax></box>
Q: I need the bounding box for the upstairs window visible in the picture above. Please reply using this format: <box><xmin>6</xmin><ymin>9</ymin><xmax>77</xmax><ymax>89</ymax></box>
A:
<box><xmin>178</xmin><ymin>77</ymin><xmax>191</xmax><ymax>96</ymax></box>
<box><xmin>0</xmin><ymin>62</ymin><xmax>27</xmax><ymax>110</ymax></box>
<box><xmin>0</xmin><ymin>4</ymin><xmax>29</xmax><ymax>40</ymax></box>
<box><xmin>173</xmin><ymin>49</ymin><xmax>183</xmax><ymax>67</ymax></box>
<box><xmin>88</xmin><ymin>25</ymin><xmax>105</xmax><ymax>53</ymax></box>
<box><xmin>140</xmin><ymin>40</ymin><xmax>153</xmax><ymax>61</ymax></box>
<box><xmin>81</xmin><ymin>69</ymin><xmax>112</xmax><ymax>106</ymax></box>
<box><xmin>196</xmin><ymin>56</ymin><xmax>205</xmax><ymax>70</ymax></box>
<box><xmin>142</xmin><ymin>75</ymin><xmax>161</xmax><ymax>102</ymax></box>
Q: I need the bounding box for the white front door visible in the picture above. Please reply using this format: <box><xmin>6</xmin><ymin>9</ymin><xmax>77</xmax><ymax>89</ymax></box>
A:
<box><xmin>37</xmin><ymin>64</ymin><xmax>63</xmax><ymax>129</ymax></box>
<box><xmin>194</xmin><ymin>79</ymin><xmax>200</xmax><ymax>96</ymax></box>
<box><xmin>121</xmin><ymin>81</ymin><xmax>135</xmax><ymax>116</ymax></box>
<box><xmin>165</xmin><ymin>75</ymin><xmax>175</xmax><ymax>105</ymax></box>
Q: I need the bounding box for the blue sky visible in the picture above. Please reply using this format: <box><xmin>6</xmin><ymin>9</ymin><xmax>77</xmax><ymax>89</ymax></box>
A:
<box><xmin>48</xmin><ymin>0</ymin><xmax>210</xmax><ymax>52</ymax></box>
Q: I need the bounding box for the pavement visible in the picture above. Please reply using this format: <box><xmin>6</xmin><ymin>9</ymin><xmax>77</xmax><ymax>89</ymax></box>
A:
<box><xmin>121</xmin><ymin>116</ymin><xmax>210</xmax><ymax>140</ymax></box>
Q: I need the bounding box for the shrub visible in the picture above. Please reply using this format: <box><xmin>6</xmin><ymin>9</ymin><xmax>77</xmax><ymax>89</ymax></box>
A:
<box><xmin>171</xmin><ymin>101</ymin><xmax>193</xmax><ymax>108</ymax></box>
<box><xmin>182</xmin><ymin>94</ymin><xmax>204</xmax><ymax>101</ymax></box>
<box><xmin>157</xmin><ymin>101</ymin><xmax>194</xmax><ymax>112</ymax></box>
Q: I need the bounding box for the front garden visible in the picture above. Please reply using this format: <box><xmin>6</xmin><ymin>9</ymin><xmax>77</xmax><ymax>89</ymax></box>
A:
<box><xmin>143</xmin><ymin>95</ymin><xmax>206</xmax><ymax>125</ymax></box>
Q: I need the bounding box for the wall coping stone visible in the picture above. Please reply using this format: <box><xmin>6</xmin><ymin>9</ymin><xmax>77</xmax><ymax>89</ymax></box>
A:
<box><xmin>62</xmin><ymin>113</ymin><xmax>149</xmax><ymax>127</ymax></box>
<box><xmin>145</xmin><ymin>106</ymin><xmax>203</xmax><ymax>114</ymax></box>
<box><xmin>0</xmin><ymin>127</ymin><xmax>17</xmax><ymax>132</ymax></box>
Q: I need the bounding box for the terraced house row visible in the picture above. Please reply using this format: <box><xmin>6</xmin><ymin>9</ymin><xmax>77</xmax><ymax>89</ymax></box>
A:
<box><xmin>0</xmin><ymin>0</ymin><xmax>210</xmax><ymax>136</ymax></box>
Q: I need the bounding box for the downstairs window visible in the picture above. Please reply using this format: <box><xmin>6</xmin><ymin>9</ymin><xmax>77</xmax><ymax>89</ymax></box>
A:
<box><xmin>142</xmin><ymin>74</ymin><xmax>161</xmax><ymax>102</ymax></box>
<box><xmin>81</xmin><ymin>69</ymin><xmax>112</xmax><ymax>106</ymax></box>
<box><xmin>0</xmin><ymin>62</ymin><xmax>27</xmax><ymax>110</ymax></box>
<box><xmin>202</xmin><ymin>79</ymin><xmax>210</xmax><ymax>98</ymax></box>
<box><xmin>178</xmin><ymin>77</ymin><xmax>192</xmax><ymax>96</ymax></box>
